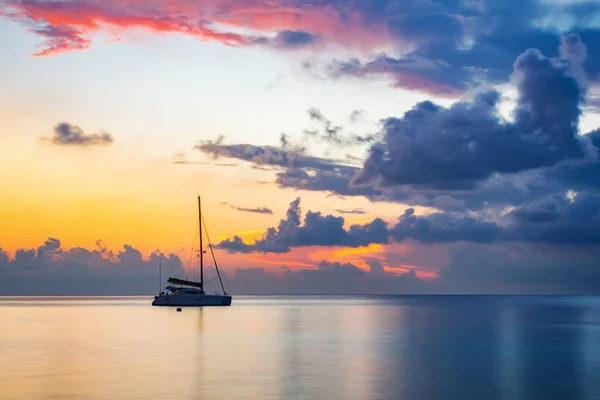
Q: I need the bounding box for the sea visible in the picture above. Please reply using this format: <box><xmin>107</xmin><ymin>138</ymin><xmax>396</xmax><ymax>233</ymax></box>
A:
<box><xmin>1</xmin><ymin>295</ymin><xmax>599</xmax><ymax>400</ymax></box>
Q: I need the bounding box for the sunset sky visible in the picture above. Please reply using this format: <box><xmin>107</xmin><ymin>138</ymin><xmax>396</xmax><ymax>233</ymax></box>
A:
<box><xmin>2</xmin><ymin>0</ymin><xmax>600</xmax><ymax>295</ymax></box>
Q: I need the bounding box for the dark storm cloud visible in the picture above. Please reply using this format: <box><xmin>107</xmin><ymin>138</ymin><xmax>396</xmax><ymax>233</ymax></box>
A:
<box><xmin>273</xmin><ymin>166</ymin><xmax>371</xmax><ymax>197</ymax></box>
<box><xmin>391</xmin><ymin>208</ymin><xmax>502</xmax><ymax>244</ymax></box>
<box><xmin>50</xmin><ymin>122</ymin><xmax>113</xmax><ymax>146</ymax></box>
<box><xmin>539</xmin><ymin>128</ymin><xmax>600</xmax><ymax>191</ymax></box>
<box><xmin>505</xmin><ymin>191</ymin><xmax>600</xmax><ymax>246</ymax></box>
<box><xmin>352</xmin><ymin>37</ymin><xmax>593</xmax><ymax>191</ymax></box>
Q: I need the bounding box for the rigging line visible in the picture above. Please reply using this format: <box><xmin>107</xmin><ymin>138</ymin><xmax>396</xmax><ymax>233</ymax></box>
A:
<box><xmin>169</xmin><ymin>251</ymin><xmax>180</xmax><ymax>275</ymax></box>
<box><xmin>201</xmin><ymin>216</ymin><xmax>227</xmax><ymax>295</ymax></box>
<box><xmin>186</xmin><ymin>218</ymin><xmax>199</xmax><ymax>281</ymax></box>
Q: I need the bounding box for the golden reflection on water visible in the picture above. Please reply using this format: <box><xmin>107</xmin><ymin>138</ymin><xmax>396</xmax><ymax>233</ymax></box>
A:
<box><xmin>1</xmin><ymin>297</ymin><xmax>397</xmax><ymax>400</ymax></box>
<box><xmin>1</xmin><ymin>295</ymin><xmax>600</xmax><ymax>400</ymax></box>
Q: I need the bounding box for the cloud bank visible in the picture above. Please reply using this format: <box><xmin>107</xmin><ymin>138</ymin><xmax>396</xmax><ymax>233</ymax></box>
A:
<box><xmin>3</xmin><ymin>237</ymin><xmax>600</xmax><ymax>295</ymax></box>
<box><xmin>0</xmin><ymin>237</ymin><xmax>434</xmax><ymax>295</ymax></box>
<box><xmin>0</xmin><ymin>238</ymin><xmax>182</xmax><ymax>295</ymax></box>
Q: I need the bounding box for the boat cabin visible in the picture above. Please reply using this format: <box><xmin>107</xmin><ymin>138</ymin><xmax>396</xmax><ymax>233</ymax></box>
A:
<box><xmin>164</xmin><ymin>286</ymin><xmax>205</xmax><ymax>295</ymax></box>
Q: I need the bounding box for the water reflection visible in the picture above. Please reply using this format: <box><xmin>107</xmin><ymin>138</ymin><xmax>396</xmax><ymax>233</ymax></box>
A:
<box><xmin>498</xmin><ymin>306</ymin><xmax>521</xmax><ymax>400</ymax></box>
<box><xmin>391</xmin><ymin>297</ymin><xmax>504</xmax><ymax>400</ymax></box>
<box><xmin>581</xmin><ymin>306</ymin><xmax>600</xmax><ymax>399</ymax></box>
<box><xmin>1</xmin><ymin>296</ymin><xmax>599</xmax><ymax>400</ymax></box>
<box><xmin>517</xmin><ymin>302</ymin><xmax>583</xmax><ymax>399</ymax></box>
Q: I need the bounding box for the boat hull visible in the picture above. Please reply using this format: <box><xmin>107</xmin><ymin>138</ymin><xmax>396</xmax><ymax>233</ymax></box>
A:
<box><xmin>152</xmin><ymin>294</ymin><xmax>232</xmax><ymax>307</ymax></box>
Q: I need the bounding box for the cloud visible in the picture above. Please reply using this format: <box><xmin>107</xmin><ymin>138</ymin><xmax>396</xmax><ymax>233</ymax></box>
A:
<box><xmin>217</xmin><ymin>187</ymin><xmax>600</xmax><ymax>255</ymax></box>
<box><xmin>303</xmin><ymin>108</ymin><xmax>375</xmax><ymax>147</ymax></box>
<box><xmin>0</xmin><ymin>238</ymin><xmax>183</xmax><ymax>295</ymax></box>
<box><xmin>5</xmin><ymin>0</ymin><xmax>600</xmax><ymax>96</ymax></box>
<box><xmin>235</xmin><ymin>207</ymin><xmax>273</xmax><ymax>214</ymax></box>
<box><xmin>326</xmin><ymin>54</ymin><xmax>469</xmax><ymax>97</ymax></box>
<box><xmin>335</xmin><ymin>208</ymin><xmax>366</xmax><ymax>215</ymax></box>
<box><xmin>352</xmin><ymin>37</ymin><xmax>594</xmax><ymax>191</ymax></box>
<box><xmin>440</xmin><ymin>243</ymin><xmax>600</xmax><ymax>294</ymax></box>
<box><xmin>195</xmin><ymin>136</ymin><xmax>411</xmax><ymax>207</ymax></box>
<box><xmin>349</xmin><ymin>109</ymin><xmax>365</xmax><ymax>123</ymax></box>
<box><xmin>256</xmin><ymin>30</ymin><xmax>319</xmax><ymax>50</ymax></box>
<box><xmin>235</xmin><ymin>206</ymin><xmax>273</xmax><ymax>215</ymax></box>
<box><xmin>0</xmin><ymin>237</ymin><xmax>437</xmax><ymax>296</ymax></box>
<box><xmin>317</xmin><ymin>1</ymin><xmax>600</xmax><ymax>95</ymax></box>
<box><xmin>26</xmin><ymin>24</ymin><xmax>92</xmax><ymax>56</ymax></box>
<box><xmin>172</xmin><ymin>161</ymin><xmax>238</xmax><ymax>167</ymax></box>
<box><xmin>1</xmin><ymin>0</ymin><xmax>382</xmax><ymax>56</ymax></box>
<box><xmin>195</xmin><ymin>130</ymin><xmax>599</xmax><ymax>214</ymax></box>
<box><xmin>219</xmin><ymin>202</ymin><xmax>273</xmax><ymax>215</ymax></box>
<box><xmin>4</xmin><ymin>237</ymin><xmax>600</xmax><ymax>295</ymax></box>
<box><xmin>193</xmin><ymin>138</ymin><xmax>515</xmax><ymax>211</ymax></box>
<box><xmin>391</xmin><ymin>208</ymin><xmax>502</xmax><ymax>244</ymax></box>
<box><xmin>48</xmin><ymin>122</ymin><xmax>113</xmax><ymax>146</ymax></box>
<box><xmin>217</xmin><ymin>197</ymin><xmax>509</xmax><ymax>254</ymax></box>
<box><xmin>217</xmin><ymin>197</ymin><xmax>390</xmax><ymax>253</ymax></box>
<box><xmin>1</xmin><ymin>0</ymin><xmax>252</xmax><ymax>56</ymax></box>
<box><xmin>505</xmin><ymin>190</ymin><xmax>600</xmax><ymax>246</ymax></box>
<box><xmin>196</xmin><ymin>136</ymin><xmax>352</xmax><ymax>172</ymax></box>
<box><xmin>257</xmin><ymin>259</ymin><xmax>435</xmax><ymax>295</ymax></box>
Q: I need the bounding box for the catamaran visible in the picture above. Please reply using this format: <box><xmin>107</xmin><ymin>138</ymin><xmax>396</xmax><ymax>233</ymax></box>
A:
<box><xmin>152</xmin><ymin>196</ymin><xmax>232</xmax><ymax>307</ymax></box>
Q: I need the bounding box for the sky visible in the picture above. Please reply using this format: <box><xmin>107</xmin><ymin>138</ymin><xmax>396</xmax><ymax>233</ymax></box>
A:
<box><xmin>2</xmin><ymin>0</ymin><xmax>600</xmax><ymax>295</ymax></box>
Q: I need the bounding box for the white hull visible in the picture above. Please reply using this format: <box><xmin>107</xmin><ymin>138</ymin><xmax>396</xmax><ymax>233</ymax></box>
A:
<box><xmin>152</xmin><ymin>294</ymin><xmax>232</xmax><ymax>307</ymax></box>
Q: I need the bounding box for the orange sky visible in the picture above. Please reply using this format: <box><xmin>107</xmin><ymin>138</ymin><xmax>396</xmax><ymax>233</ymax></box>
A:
<box><xmin>0</xmin><ymin>118</ymin><xmax>429</xmax><ymax>275</ymax></box>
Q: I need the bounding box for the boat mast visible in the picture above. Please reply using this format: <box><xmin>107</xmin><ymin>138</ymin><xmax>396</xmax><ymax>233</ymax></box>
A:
<box><xmin>198</xmin><ymin>195</ymin><xmax>204</xmax><ymax>293</ymax></box>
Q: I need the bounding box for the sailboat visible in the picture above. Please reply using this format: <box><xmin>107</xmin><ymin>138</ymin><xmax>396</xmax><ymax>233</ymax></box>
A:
<box><xmin>152</xmin><ymin>196</ymin><xmax>232</xmax><ymax>307</ymax></box>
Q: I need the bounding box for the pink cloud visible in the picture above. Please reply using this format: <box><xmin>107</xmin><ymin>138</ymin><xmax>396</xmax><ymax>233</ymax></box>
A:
<box><xmin>2</xmin><ymin>0</ymin><xmax>391</xmax><ymax>56</ymax></box>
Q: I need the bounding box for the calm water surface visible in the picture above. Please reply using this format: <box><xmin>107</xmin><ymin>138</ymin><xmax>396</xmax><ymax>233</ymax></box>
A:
<box><xmin>1</xmin><ymin>295</ymin><xmax>600</xmax><ymax>400</ymax></box>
